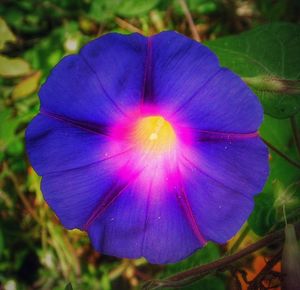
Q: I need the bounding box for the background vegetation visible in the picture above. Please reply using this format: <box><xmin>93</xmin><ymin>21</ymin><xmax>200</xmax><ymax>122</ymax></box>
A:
<box><xmin>0</xmin><ymin>0</ymin><xmax>300</xmax><ymax>289</ymax></box>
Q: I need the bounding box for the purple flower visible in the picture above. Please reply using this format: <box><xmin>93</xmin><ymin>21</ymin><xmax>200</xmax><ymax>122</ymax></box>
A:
<box><xmin>26</xmin><ymin>31</ymin><xmax>269</xmax><ymax>264</ymax></box>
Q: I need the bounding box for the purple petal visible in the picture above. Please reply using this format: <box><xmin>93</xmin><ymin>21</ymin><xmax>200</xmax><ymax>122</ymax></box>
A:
<box><xmin>41</xmin><ymin>157</ymin><xmax>130</xmax><ymax>230</ymax></box>
<box><xmin>183</xmin><ymin>137</ymin><xmax>269</xmax><ymax>196</ymax></box>
<box><xmin>173</xmin><ymin>69</ymin><xmax>263</xmax><ymax>133</ymax></box>
<box><xmin>150</xmin><ymin>31</ymin><xmax>262</xmax><ymax>133</ymax></box>
<box><xmin>25</xmin><ymin>31</ymin><xmax>269</xmax><ymax>265</ymax></box>
<box><xmin>80</xmin><ymin>33</ymin><xmax>147</xmax><ymax>112</ymax></box>
<box><xmin>87</xmin><ymin>181</ymin><xmax>149</xmax><ymax>260</ymax></box>
<box><xmin>88</xmin><ymin>175</ymin><xmax>201</xmax><ymax>264</ymax></box>
<box><xmin>148</xmin><ymin>31</ymin><xmax>219</xmax><ymax>105</ymax></box>
<box><xmin>180</xmin><ymin>167</ymin><xmax>254</xmax><ymax>243</ymax></box>
<box><xmin>39</xmin><ymin>33</ymin><xmax>147</xmax><ymax>126</ymax></box>
<box><xmin>26</xmin><ymin>114</ymin><xmax>113</xmax><ymax>175</ymax></box>
<box><xmin>141</xmin><ymin>174</ymin><xmax>204</xmax><ymax>264</ymax></box>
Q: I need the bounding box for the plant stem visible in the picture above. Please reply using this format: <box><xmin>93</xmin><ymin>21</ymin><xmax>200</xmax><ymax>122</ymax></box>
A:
<box><xmin>261</xmin><ymin>137</ymin><xmax>300</xmax><ymax>169</ymax></box>
<box><xmin>290</xmin><ymin>115</ymin><xmax>300</xmax><ymax>156</ymax></box>
<box><xmin>228</xmin><ymin>224</ymin><xmax>250</xmax><ymax>255</ymax></box>
<box><xmin>115</xmin><ymin>17</ymin><xmax>144</xmax><ymax>34</ymax></box>
<box><xmin>178</xmin><ymin>0</ymin><xmax>200</xmax><ymax>42</ymax></box>
<box><xmin>142</xmin><ymin>222</ymin><xmax>300</xmax><ymax>290</ymax></box>
<box><xmin>4</xmin><ymin>163</ymin><xmax>42</xmax><ymax>225</ymax></box>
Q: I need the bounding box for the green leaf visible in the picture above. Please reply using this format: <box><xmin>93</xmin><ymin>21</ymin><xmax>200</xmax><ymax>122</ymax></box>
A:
<box><xmin>248</xmin><ymin>192</ymin><xmax>277</xmax><ymax>236</ymax></box>
<box><xmin>0</xmin><ymin>55</ymin><xmax>31</xmax><ymax>78</ymax></box>
<box><xmin>12</xmin><ymin>71</ymin><xmax>42</xmax><ymax>100</ymax></box>
<box><xmin>249</xmin><ymin>114</ymin><xmax>300</xmax><ymax>235</ymax></box>
<box><xmin>89</xmin><ymin>0</ymin><xmax>120</xmax><ymax>22</ymax></box>
<box><xmin>0</xmin><ymin>227</ymin><xmax>4</xmax><ymax>259</ymax></box>
<box><xmin>188</xmin><ymin>276</ymin><xmax>225</xmax><ymax>290</ymax></box>
<box><xmin>0</xmin><ymin>108</ymin><xmax>19</xmax><ymax>151</ymax></box>
<box><xmin>65</xmin><ymin>282</ymin><xmax>73</xmax><ymax>290</ymax></box>
<box><xmin>23</xmin><ymin>28</ymin><xmax>64</xmax><ymax>74</ymax></box>
<box><xmin>260</xmin><ymin>114</ymin><xmax>300</xmax><ymax>186</ymax></box>
<box><xmin>174</xmin><ymin>0</ymin><xmax>218</xmax><ymax>15</ymax></box>
<box><xmin>205</xmin><ymin>23</ymin><xmax>300</xmax><ymax>118</ymax></box>
<box><xmin>162</xmin><ymin>242</ymin><xmax>221</xmax><ymax>276</ymax></box>
<box><xmin>117</xmin><ymin>0</ymin><xmax>160</xmax><ymax>17</ymax></box>
<box><xmin>0</xmin><ymin>17</ymin><xmax>16</xmax><ymax>50</ymax></box>
<box><xmin>160</xmin><ymin>243</ymin><xmax>225</xmax><ymax>290</ymax></box>
<box><xmin>89</xmin><ymin>0</ymin><xmax>160</xmax><ymax>21</ymax></box>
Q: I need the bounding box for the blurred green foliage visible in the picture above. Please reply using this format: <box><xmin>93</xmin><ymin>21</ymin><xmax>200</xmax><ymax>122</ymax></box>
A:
<box><xmin>0</xmin><ymin>0</ymin><xmax>300</xmax><ymax>290</ymax></box>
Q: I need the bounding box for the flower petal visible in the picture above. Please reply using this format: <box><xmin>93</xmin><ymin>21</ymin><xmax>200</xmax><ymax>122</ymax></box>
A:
<box><xmin>173</xmin><ymin>69</ymin><xmax>263</xmax><ymax>133</ymax></box>
<box><xmin>26</xmin><ymin>114</ymin><xmax>114</xmax><ymax>175</ymax></box>
<box><xmin>150</xmin><ymin>31</ymin><xmax>262</xmax><ymax>133</ymax></box>
<box><xmin>148</xmin><ymin>31</ymin><xmax>218</xmax><ymax>105</ymax></box>
<box><xmin>88</xmin><ymin>174</ymin><xmax>201</xmax><ymax>264</ymax></box>
<box><xmin>41</xmin><ymin>157</ymin><xmax>130</xmax><ymax>229</ymax></box>
<box><xmin>25</xmin><ymin>31</ymin><xmax>270</xmax><ymax>265</ymax></box>
<box><xmin>141</xmin><ymin>183</ymin><xmax>202</xmax><ymax>264</ymax></box>
<box><xmin>80</xmin><ymin>33</ymin><xmax>147</xmax><ymax>113</ymax></box>
<box><xmin>39</xmin><ymin>33</ymin><xmax>147</xmax><ymax>125</ymax></box>
<box><xmin>87</xmin><ymin>181</ymin><xmax>149</xmax><ymax>260</ymax></box>
<box><xmin>183</xmin><ymin>137</ymin><xmax>269</xmax><ymax>196</ymax></box>
<box><xmin>178</xmin><ymin>138</ymin><xmax>267</xmax><ymax>243</ymax></box>
<box><xmin>180</xmin><ymin>167</ymin><xmax>254</xmax><ymax>243</ymax></box>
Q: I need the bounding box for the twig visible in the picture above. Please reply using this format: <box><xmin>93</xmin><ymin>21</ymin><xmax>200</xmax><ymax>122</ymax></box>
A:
<box><xmin>108</xmin><ymin>258</ymin><xmax>147</xmax><ymax>281</ymax></box>
<box><xmin>4</xmin><ymin>163</ymin><xmax>42</xmax><ymax>225</ymax></box>
<box><xmin>178</xmin><ymin>0</ymin><xmax>200</xmax><ymax>41</ymax></box>
<box><xmin>261</xmin><ymin>137</ymin><xmax>300</xmax><ymax>169</ymax></box>
<box><xmin>290</xmin><ymin>115</ymin><xmax>300</xmax><ymax>156</ymax></box>
<box><xmin>115</xmin><ymin>17</ymin><xmax>144</xmax><ymax>34</ymax></box>
<box><xmin>142</xmin><ymin>222</ymin><xmax>300</xmax><ymax>290</ymax></box>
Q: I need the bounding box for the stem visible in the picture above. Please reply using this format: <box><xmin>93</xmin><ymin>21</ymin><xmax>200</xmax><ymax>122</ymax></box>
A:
<box><xmin>290</xmin><ymin>115</ymin><xmax>300</xmax><ymax>156</ymax></box>
<box><xmin>242</xmin><ymin>76</ymin><xmax>300</xmax><ymax>95</ymax></box>
<box><xmin>283</xmin><ymin>205</ymin><xmax>288</xmax><ymax>226</ymax></box>
<box><xmin>4</xmin><ymin>163</ymin><xmax>42</xmax><ymax>225</ymax></box>
<box><xmin>142</xmin><ymin>222</ymin><xmax>300</xmax><ymax>290</ymax></box>
<box><xmin>261</xmin><ymin>137</ymin><xmax>300</xmax><ymax>169</ymax></box>
<box><xmin>178</xmin><ymin>0</ymin><xmax>200</xmax><ymax>42</ymax></box>
<box><xmin>228</xmin><ymin>224</ymin><xmax>250</xmax><ymax>255</ymax></box>
<box><xmin>115</xmin><ymin>17</ymin><xmax>144</xmax><ymax>34</ymax></box>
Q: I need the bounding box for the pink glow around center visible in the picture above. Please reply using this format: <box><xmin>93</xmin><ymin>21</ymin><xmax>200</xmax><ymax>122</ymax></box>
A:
<box><xmin>106</xmin><ymin>106</ymin><xmax>196</xmax><ymax>192</ymax></box>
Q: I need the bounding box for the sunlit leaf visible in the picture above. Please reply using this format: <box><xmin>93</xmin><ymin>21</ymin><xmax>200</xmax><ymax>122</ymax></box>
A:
<box><xmin>12</xmin><ymin>71</ymin><xmax>41</xmax><ymax>100</ymax></box>
<box><xmin>0</xmin><ymin>55</ymin><xmax>31</xmax><ymax>78</ymax></box>
<box><xmin>0</xmin><ymin>17</ymin><xmax>16</xmax><ymax>50</ymax></box>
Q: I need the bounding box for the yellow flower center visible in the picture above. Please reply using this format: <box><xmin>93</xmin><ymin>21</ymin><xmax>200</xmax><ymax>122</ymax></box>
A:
<box><xmin>134</xmin><ymin>116</ymin><xmax>176</xmax><ymax>153</ymax></box>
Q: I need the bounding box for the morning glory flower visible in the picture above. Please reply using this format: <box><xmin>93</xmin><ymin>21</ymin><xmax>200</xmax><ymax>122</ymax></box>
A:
<box><xmin>26</xmin><ymin>31</ymin><xmax>269</xmax><ymax>264</ymax></box>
